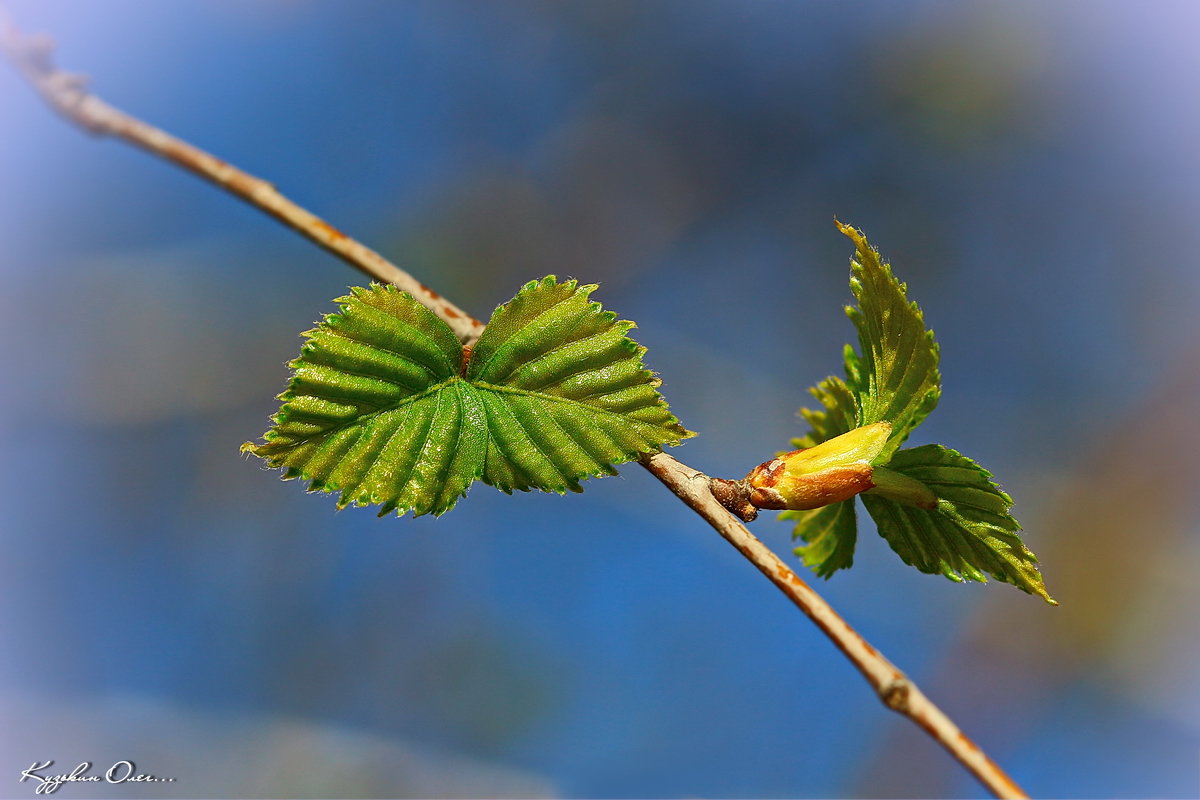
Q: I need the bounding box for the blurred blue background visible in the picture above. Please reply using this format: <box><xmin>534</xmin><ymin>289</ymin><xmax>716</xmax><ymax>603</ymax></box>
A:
<box><xmin>2</xmin><ymin>2</ymin><xmax>1198</xmax><ymax>797</ymax></box>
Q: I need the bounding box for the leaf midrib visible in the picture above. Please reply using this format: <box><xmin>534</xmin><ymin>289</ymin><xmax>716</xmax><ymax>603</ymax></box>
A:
<box><xmin>283</xmin><ymin>374</ymin><xmax>676</xmax><ymax>451</ymax></box>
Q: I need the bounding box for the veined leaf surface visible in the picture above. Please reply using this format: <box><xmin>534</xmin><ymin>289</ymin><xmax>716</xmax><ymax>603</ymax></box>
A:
<box><xmin>861</xmin><ymin>445</ymin><xmax>1054</xmax><ymax>603</ymax></box>
<box><xmin>788</xmin><ymin>224</ymin><xmax>942</xmax><ymax>575</ymax></box>
<box><xmin>781</xmin><ymin>499</ymin><xmax>857</xmax><ymax>576</ymax></box>
<box><xmin>793</xmin><ymin>224</ymin><xmax>940</xmax><ymax>458</ymax></box>
<box><xmin>784</xmin><ymin>225</ymin><xmax>1050</xmax><ymax>601</ymax></box>
<box><xmin>792</xmin><ymin>372</ymin><xmax>858</xmax><ymax>450</ymax></box>
<box><xmin>244</xmin><ymin>278</ymin><xmax>691</xmax><ymax>516</ymax></box>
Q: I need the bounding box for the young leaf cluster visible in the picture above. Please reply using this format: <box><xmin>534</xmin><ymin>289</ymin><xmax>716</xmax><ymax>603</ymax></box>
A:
<box><xmin>783</xmin><ymin>223</ymin><xmax>1055</xmax><ymax>603</ymax></box>
<box><xmin>243</xmin><ymin>277</ymin><xmax>691</xmax><ymax>516</ymax></box>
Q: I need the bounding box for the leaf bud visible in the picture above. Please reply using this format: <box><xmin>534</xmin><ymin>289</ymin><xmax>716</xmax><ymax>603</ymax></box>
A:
<box><xmin>746</xmin><ymin>422</ymin><xmax>892</xmax><ymax>510</ymax></box>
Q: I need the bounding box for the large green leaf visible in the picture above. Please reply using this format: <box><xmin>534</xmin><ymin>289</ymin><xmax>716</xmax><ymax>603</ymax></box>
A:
<box><xmin>244</xmin><ymin>278</ymin><xmax>691</xmax><ymax>516</ymax></box>
<box><xmin>471</xmin><ymin>277</ymin><xmax>689</xmax><ymax>494</ymax></box>
<box><xmin>861</xmin><ymin>445</ymin><xmax>1054</xmax><ymax>603</ymax></box>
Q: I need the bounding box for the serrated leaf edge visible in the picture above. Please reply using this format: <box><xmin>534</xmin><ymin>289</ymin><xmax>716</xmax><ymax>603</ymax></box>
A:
<box><xmin>244</xmin><ymin>277</ymin><xmax>692</xmax><ymax>517</ymax></box>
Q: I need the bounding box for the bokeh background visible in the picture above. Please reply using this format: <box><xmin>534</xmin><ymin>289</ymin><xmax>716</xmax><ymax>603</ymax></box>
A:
<box><xmin>2</xmin><ymin>2</ymin><xmax>1198</xmax><ymax>797</ymax></box>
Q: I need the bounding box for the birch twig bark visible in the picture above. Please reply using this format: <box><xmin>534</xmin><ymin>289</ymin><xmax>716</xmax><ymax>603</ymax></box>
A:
<box><xmin>1</xmin><ymin>16</ymin><xmax>1028</xmax><ymax>799</ymax></box>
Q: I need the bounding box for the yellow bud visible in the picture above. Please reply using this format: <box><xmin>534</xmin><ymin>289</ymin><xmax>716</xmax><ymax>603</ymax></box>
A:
<box><xmin>746</xmin><ymin>422</ymin><xmax>892</xmax><ymax>511</ymax></box>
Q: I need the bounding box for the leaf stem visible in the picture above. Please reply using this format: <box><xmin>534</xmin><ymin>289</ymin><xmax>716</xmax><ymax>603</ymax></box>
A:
<box><xmin>1</xmin><ymin>17</ymin><xmax>1028</xmax><ymax>799</ymax></box>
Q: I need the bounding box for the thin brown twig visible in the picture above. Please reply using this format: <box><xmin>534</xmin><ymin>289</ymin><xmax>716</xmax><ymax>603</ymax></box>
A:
<box><xmin>1</xmin><ymin>17</ymin><xmax>1028</xmax><ymax>800</ymax></box>
<box><xmin>0</xmin><ymin>11</ymin><xmax>484</xmax><ymax>345</ymax></box>
<box><xmin>640</xmin><ymin>452</ymin><xmax>1027</xmax><ymax>797</ymax></box>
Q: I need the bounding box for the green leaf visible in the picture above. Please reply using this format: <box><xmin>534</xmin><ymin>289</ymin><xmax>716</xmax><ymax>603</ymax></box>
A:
<box><xmin>840</xmin><ymin>221</ymin><xmax>941</xmax><ymax>460</ymax></box>
<box><xmin>471</xmin><ymin>277</ymin><xmax>691</xmax><ymax>493</ymax></box>
<box><xmin>787</xmin><ymin>223</ymin><xmax>941</xmax><ymax>573</ymax></box>
<box><xmin>791</xmin><ymin>373</ymin><xmax>858</xmax><ymax>450</ymax></box>
<box><xmin>782</xmin><ymin>224</ymin><xmax>1050</xmax><ymax>601</ymax></box>
<box><xmin>794</xmin><ymin>224</ymin><xmax>941</xmax><ymax>456</ymax></box>
<box><xmin>781</xmin><ymin>500</ymin><xmax>857</xmax><ymax>577</ymax></box>
<box><xmin>860</xmin><ymin>445</ymin><xmax>1055</xmax><ymax>604</ymax></box>
<box><xmin>244</xmin><ymin>278</ymin><xmax>691</xmax><ymax>516</ymax></box>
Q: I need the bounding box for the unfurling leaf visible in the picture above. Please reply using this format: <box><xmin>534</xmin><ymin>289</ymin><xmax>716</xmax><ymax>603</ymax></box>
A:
<box><xmin>793</xmin><ymin>222</ymin><xmax>940</xmax><ymax>457</ymax></box>
<box><xmin>782</xmin><ymin>223</ymin><xmax>1052</xmax><ymax>602</ymax></box>
<box><xmin>839</xmin><ymin>222</ymin><xmax>941</xmax><ymax>460</ymax></box>
<box><xmin>792</xmin><ymin>373</ymin><xmax>859</xmax><ymax>450</ymax></box>
<box><xmin>244</xmin><ymin>277</ymin><xmax>692</xmax><ymax>517</ymax></box>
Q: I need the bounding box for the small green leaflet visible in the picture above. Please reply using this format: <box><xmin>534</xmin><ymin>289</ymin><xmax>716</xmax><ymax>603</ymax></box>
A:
<box><xmin>243</xmin><ymin>277</ymin><xmax>692</xmax><ymax>517</ymax></box>
<box><xmin>793</xmin><ymin>373</ymin><xmax>858</xmax><ymax>451</ymax></box>
<box><xmin>861</xmin><ymin>445</ymin><xmax>1047</xmax><ymax>598</ymax></box>
<box><xmin>781</xmin><ymin>500</ymin><xmax>857</xmax><ymax>578</ymax></box>
<box><xmin>843</xmin><ymin>225</ymin><xmax>941</xmax><ymax>461</ymax></box>
<box><xmin>787</xmin><ymin>222</ymin><xmax>1054</xmax><ymax>603</ymax></box>
<box><xmin>795</xmin><ymin>223</ymin><xmax>941</xmax><ymax>459</ymax></box>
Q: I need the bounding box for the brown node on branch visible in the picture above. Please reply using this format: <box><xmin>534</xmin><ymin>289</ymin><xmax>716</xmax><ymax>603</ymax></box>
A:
<box><xmin>709</xmin><ymin>477</ymin><xmax>757</xmax><ymax>522</ymax></box>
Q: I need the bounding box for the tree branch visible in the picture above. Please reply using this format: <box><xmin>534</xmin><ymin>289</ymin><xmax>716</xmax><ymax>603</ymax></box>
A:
<box><xmin>0</xmin><ymin>11</ymin><xmax>484</xmax><ymax>345</ymax></box>
<box><xmin>640</xmin><ymin>452</ymin><xmax>1027</xmax><ymax>797</ymax></box>
<box><xmin>2</xmin><ymin>17</ymin><xmax>1028</xmax><ymax>800</ymax></box>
